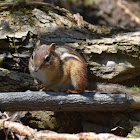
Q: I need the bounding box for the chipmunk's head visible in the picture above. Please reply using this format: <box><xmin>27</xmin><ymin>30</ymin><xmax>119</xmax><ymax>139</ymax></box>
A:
<box><xmin>29</xmin><ymin>40</ymin><xmax>56</xmax><ymax>72</ymax></box>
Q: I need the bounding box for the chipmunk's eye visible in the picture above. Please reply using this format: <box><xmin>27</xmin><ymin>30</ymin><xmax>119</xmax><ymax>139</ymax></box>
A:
<box><xmin>45</xmin><ymin>55</ymin><xmax>50</xmax><ymax>62</ymax></box>
<box><xmin>31</xmin><ymin>54</ymin><xmax>33</xmax><ymax>59</ymax></box>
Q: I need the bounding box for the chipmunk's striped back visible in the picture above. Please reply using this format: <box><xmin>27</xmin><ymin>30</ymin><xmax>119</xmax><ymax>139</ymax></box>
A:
<box><xmin>56</xmin><ymin>46</ymin><xmax>85</xmax><ymax>63</ymax></box>
<box><xmin>29</xmin><ymin>41</ymin><xmax>87</xmax><ymax>93</ymax></box>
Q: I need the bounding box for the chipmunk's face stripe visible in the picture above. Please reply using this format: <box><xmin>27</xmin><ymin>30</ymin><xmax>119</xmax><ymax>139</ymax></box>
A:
<box><xmin>61</xmin><ymin>53</ymin><xmax>81</xmax><ymax>62</ymax></box>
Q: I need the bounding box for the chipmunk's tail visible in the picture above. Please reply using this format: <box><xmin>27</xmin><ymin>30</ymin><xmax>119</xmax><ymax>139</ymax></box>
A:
<box><xmin>88</xmin><ymin>82</ymin><xmax>140</xmax><ymax>95</ymax></box>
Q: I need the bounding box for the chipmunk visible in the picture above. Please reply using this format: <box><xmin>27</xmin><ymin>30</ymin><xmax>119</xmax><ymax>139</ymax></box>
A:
<box><xmin>29</xmin><ymin>40</ymin><xmax>87</xmax><ymax>93</ymax></box>
<box><xmin>29</xmin><ymin>40</ymin><xmax>140</xmax><ymax>94</ymax></box>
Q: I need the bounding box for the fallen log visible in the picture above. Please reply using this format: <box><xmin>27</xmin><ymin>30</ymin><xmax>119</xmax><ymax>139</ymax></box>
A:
<box><xmin>0</xmin><ymin>91</ymin><xmax>137</xmax><ymax>112</ymax></box>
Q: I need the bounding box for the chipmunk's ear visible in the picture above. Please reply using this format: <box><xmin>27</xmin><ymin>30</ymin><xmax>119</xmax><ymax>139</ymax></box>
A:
<box><xmin>36</xmin><ymin>40</ymin><xmax>41</xmax><ymax>47</ymax></box>
<box><xmin>48</xmin><ymin>43</ymin><xmax>56</xmax><ymax>53</ymax></box>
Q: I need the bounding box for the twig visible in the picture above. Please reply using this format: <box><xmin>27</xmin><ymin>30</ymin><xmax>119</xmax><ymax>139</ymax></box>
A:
<box><xmin>0</xmin><ymin>117</ymin><xmax>139</xmax><ymax>140</ymax></box>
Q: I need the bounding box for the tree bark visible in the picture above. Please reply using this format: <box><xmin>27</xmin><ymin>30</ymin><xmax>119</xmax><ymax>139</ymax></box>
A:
<box><xmin>0</xmin><ymin>68</ymin><xmax>35</xmax><ymax>92</ymax></box>
<box><xmin>0</xmin><ymin>91</ymin><xmax>136</xmax><ymax>111</ymax></box>
<box><xmin>0</xmin><ymin>2</ymin><xmax>140</xmax><ymax>87</ymax></box>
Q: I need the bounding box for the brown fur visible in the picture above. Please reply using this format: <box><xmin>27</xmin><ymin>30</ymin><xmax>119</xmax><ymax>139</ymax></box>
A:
<box><xmin>29</xmin><ymin>41</ymin><xmax>87</xmax><ymax>93</ymax></box>
<box><xmin>88</xmin><ymin>82</ymin><xmax>140</xmax><ymax>95</ymax></box>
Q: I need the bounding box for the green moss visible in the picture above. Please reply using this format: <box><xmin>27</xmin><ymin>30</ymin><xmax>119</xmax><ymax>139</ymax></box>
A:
<box><xmin>97</xmin><ymin>26</ymin><xmax>111</xmax><ymax>34</ymax></box>
<box><xmin>22</xmin><ymin>111</ymin><xmax>58</xmax><ymax>130</ymax></box>
<box><xmin>11</xmin><ymin>0</ymin><xmax>34</xmax><ymax>2</ymax></box>
<box><xmin>84</xmin><ymin>0</ymin><xmax>96</xmax><ymax>7</ymax></box>
<box><xmin>131</xmin><ymin>85</ymin><xmax>140</xmax><ymax>90</ymax></box>
<box><xmin>40</xmin><ymin>7</ymin><xmax>49</xmax><ymax>15</ymax></box>
<box><xmin>9</xmin><ymin>5</ymin><xmax>35</xmax><ymax>27</ymax></box>
<box><xmin>127</xmin><ymin>125</ymin><xmax>140</xmax><ymax>138</ymax></box>
<box><xmin>118</xmin><ymin>46</ymin><xmax>126</xmax><ymax>51</ymax></box>
<box><xmin>0</xmin><ymin>57</ymin><xmax>4</xmax><ymax>67</ymax></box>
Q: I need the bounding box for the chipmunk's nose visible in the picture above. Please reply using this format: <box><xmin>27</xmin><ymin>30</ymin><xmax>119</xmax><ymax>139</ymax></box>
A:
<box><xmin>33</xmin><ymin>65</ymin><xmax>39</xmax><ymax>72</ymax></box>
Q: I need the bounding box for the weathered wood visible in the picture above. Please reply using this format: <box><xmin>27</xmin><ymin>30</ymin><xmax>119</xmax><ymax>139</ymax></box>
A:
<box><xmin>0</xmin><ymin>117</ymin><xmax>139</xmax><ymax>140</ymax></box>
<box><xmin>131</xmin><ymin>95</ymin><xmax>140</xmax><ymax>110</ymax></box>
<box><xmin>0</xmin><ymin>91</ymin><xmax>133</xmax><ymax>112</ymax></box>
<box><xmin>0</xmin><ymin>2</ymin><xmax>140</xmax><ymax>85</ymax></box>
<box><xmin>0</xmin><ymin>68</ymin><xmax>36</xmax><ymax>92</ymax></box>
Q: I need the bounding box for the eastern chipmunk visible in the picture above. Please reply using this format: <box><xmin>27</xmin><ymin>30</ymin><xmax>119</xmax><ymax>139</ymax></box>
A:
<box><xmin>29</xmin><ymin>40</ymin><xmax>87</xmax><ymax>93</ymax></box>
<box><xmin>29</xmin><ymin>40</ymin><xmax>140</xmax><ymax>95</ymax></box>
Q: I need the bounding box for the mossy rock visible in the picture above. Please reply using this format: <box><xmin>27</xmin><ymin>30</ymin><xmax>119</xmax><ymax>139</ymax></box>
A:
<box><xmin>127</xmin><ymin>124</ymin><xmax>140</xmax><ymax>138</ymax></box>
<box><xmin>21</xmin><ymin>111</ymin><xmax>58</xmax><ymax>130</ymax></box>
